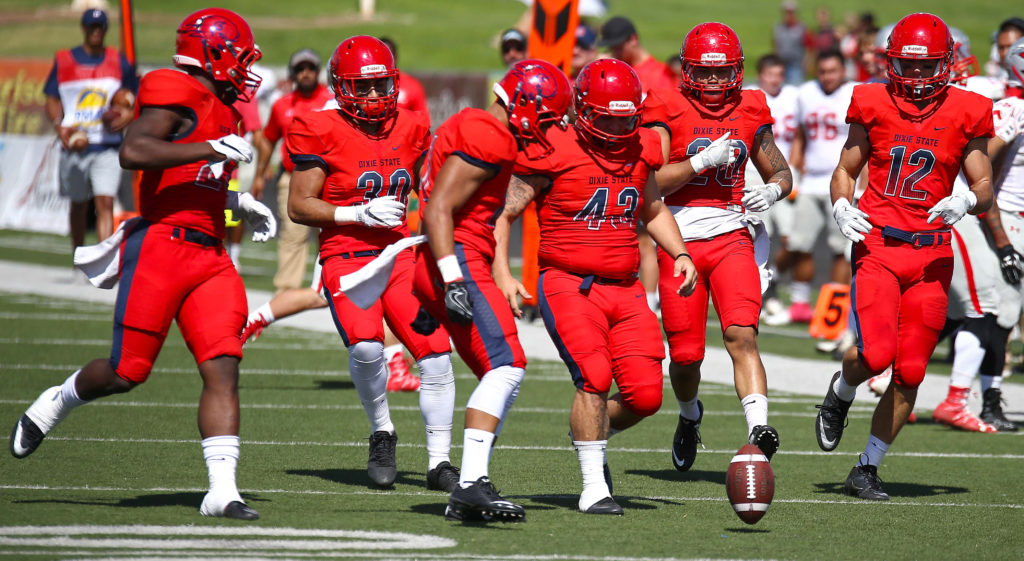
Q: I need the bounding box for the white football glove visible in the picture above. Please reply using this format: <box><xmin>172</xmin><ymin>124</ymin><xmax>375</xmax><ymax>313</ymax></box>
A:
<box><xmin>227</xmin><ymin>191</ymin><xmax>277</xmax><ymax>242</ymax></box>
<box><xmin>927</xmin><ymin>191</ymin><xmax>977</xmax><ymax>226</ymax></box>
<box><xmin>334</xmin><ymin>195</ymin><xmax>405</xmax><ymax>228</ymax></box>
<box><xmin>994</xmin><ymin>103</ymin><xmax>1024</xmax><ymax>143</ymax></box>
<box><xmin>689</xmin><ymin>132</ymin><xmax>737</xmax><ymax>174</ymax></box>
<box><xmin>741</xmin><ymin>182</ymin><xmax>782</xmax><ymax>213</ymax></box>
<box><xmin>832</xmin><ymin>198</ymin><xmax>872</xmax><ymax>242</ymax></box>
<box><xmin>207</xmin><ymin>134</ymin><xmax>253</xmax><ymax>163</ymax></box>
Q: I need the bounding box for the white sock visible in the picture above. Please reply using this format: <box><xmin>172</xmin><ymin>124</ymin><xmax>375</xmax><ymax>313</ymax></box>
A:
<box><xmin>790</xmin><ymin>281</ymin><xmax>811</xmax><ymax>304</ymax></box>
<box><xmin>834</xmin><ymin>371</ymin><xmax>858</xmax><ymax>402</ymax></box>
<box><xmin>349</xmin><ymin>341</ymin><xmax>393</xmax><ymax>434</ymax></box>
<box><xmin>228</xmin><ymin>243</ymin><xmax>241</xmax><ymax>268</ymax></box>
<box><xmin>861</xmin><ymin>434</ymin><xmax>890</xmax><ymax>467</ymax></box>
<box><xmin>677</xmin><ymin>396</ymin><xmax>701</xmax><ymax>421</ymax></box>
<box><xmin>26</xmin><ymin>370</ymin><xmax>88</xmax><ymax>433</ymax></box>
<box><xmin>459</xmin><ymin>427</ymin><xmax>495</xmax><ymax>485</ymax></box>
<box><xmin>250</xmin><ymin>302</ymin><xmax>275</xmax><ymax>324</ymax></box>
<box><xmin>741</xmin><ymin>393</ymin><xmax>769</xmax><ymax>434</ymax></box>
<box><xmin>574</xmin><ymin>440</ymin><xmax>610</xmax><ymax>511</ymax></box>
<box><xmin>951</xmin><ymin>330</ymin><xmax>984</xmax><ymax>389</ymax></box>
<box><xmin>383</xmin><ymin>344</ymin><xmax>403</xmax><ymax>364</ymax></box>
<box><xmin>202</xmin><ymin>435</ymin><xmax>243</xmax><ymax>505</ymax></box>
<box><xmin>980</xmin><ymin>375</ymin><xmax>1001</xmax><ymax>392</ymax></box>
<box><xmin>418</xmin><ymin>353</ymin><xmax>455</xmax><ymax>469</ymax></box>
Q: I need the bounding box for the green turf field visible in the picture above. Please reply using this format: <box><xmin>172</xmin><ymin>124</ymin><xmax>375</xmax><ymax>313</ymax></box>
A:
<box><xmin>1</xmin><ymin>232</ymin><xmax>1023</xmax><ymax>560</ymax></box>
<box><xmin>0</xmin><ymin>0</ymin><xmax>1012</xmax><ymax>75</ymax></box>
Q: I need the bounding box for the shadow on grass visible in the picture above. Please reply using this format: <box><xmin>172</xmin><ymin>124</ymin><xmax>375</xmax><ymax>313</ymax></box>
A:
<box><xmin>813</xmin><ymin>480</ymin><xmax>969</xmax><ymax>498</ymax></box>
<box><xmin>14</xmin><ymin>491</ymin><xmax>267</xmax><ymax>510</ymax></box>
<box><xmin>315</xmin><ymin>380</ymin><xmax>356</xmax><ymax>390</ymax></box>
<box><xmin>527</xmin><ymin>494</ymin><xmax>680</xmax><ymax>512</ymax></box>
<box><xmin>723</xmin><ymin>526</ymin><xmax>771</xmax><ymax>533</ymax></box>
<box><xmin>626</xmin><ymin>468</ymin><xmax>726</xmax><ymax>485</ymax></box>
<box><xmin>286</xmin><ymin>468</ymin><xmax>419</xmax><ymax>489</ymax></box>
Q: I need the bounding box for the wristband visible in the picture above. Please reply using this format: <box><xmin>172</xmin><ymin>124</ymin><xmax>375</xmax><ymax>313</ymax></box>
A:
<box><xmin>675</xmin><ymin>252</ymin><xmax>691</xmax><ymax>261</ymax></box>
<box><xmin>437</xmin><ymin>254</ymin><xmax>463</xmax><ymax>284</ymax></box>
<box><xmin>963</xmin><ymin>190</ymin><xmax>978</xmax><ymax>212</ymax></box>
<box><xmin>334</xmin><ymin>205</ymin><xmax>357</xmax><ymax>225</ymax></box>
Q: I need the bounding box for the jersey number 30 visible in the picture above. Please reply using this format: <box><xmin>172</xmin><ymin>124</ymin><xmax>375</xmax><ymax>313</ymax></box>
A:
<box><xmin>360</xmin><ymin>169</ymin><xmax>414</xmax><ymax>203</ymax></box>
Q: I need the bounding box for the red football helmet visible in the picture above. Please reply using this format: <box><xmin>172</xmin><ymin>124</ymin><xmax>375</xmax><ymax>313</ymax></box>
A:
<box><xmin>493</xmin><ymin>59</ymin><xmax>572</xmax><ymax>157</ymax></box>
<box><xmin>328</xmin><ymin>36</ymin><xmax>400</xmax><ymax>122</ymax></box>
<box><xmin>886</xmin><ymin>13</ymin><xmax>954</xmax><ymax>100</ymax></box>
<box><xmin>948</xmin><ymin>26</ymin><xmax>980</xmax><ymax>83</ymax></box>
<box><xmin>173</xmin><ymin>8</ymin><xmax>262</xmax><ymax>102</ymax></box>
<box><xmin>573</xmin><ymin>59</ymin><xmax>643</xmax><ymax>148</ymax></box>
<box><xmin>679</xmin><ymin>22</ymin><xmax>744</xmax><ymax>107</ymax></box>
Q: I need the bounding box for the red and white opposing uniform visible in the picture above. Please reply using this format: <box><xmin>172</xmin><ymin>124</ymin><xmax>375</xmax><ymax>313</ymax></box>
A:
<box><xmin>114</xmin><ymin>69</ymin><xmax>247</xmax><ymax>382</ymax></box>
<box><xmin>848</xmin><ymin>83</ymin><xmax>993</xmax><ymax>388</ymax></box>
<box><xmin>513</xmin><ymin>126</ymin><xmax>665</xmax><ymax>415</ymax></box>
<box><xmin>789</xmin><ymin>80</ymin><xmax>857</xmax><ymax>255</ymax></box>
<box><xmin>413</xmin><ymin>108</ymin><xmax>527</xmax><ymax>377</ymax></box>
<box><xmin>286</xmin><ymin>107</ymin><xmax>450</xmax><ymax>358</ymax></box>
<box><xmin>641</xmin><ymin>88</ymin><xmax>774</xmax><ymax>365</ymax></box>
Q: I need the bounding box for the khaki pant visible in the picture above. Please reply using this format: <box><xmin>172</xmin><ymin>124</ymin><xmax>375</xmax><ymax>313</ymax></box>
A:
<box><xmin>274</xmin><ymin>170</ymin><xmax>313</xmax><ymax>293</ymax></box>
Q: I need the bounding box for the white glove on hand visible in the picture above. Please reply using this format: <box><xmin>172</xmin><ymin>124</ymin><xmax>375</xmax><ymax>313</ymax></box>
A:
<box><xmin>689</xmin><ymin>132</ymin><xmax>737</xmax><ymax>174</ymax></box>
<box><xmin>927</xmin><ymin>191</ymin><xmax>977</xmax><ymax>225</ymax></box>
<box><xmin>335</xmin><ymin>195</ymin><xmax>406</xmax><ymax>228</ymax></box>
<box><xmin>741</xmin><ymin>182</ymin><xmax>782</xmax><ymax>213</ymax></box>
<box><xmin>994</xmin><ymin>103</ymin><xmax>1024</xmax><ymax>143</ymax></box>
<box><xmin>207</xmin><ymin>134</ymin><xmax>253</xmax><ymax>163</ymax></box>
<box><xmin>228</xmin><ymin>192</ymin><xmax>277</xmax><ymax>242</ymax></box>
<box><xmin>832</xmin><ymin>198</ymin><xmax>872</xmax><ymax>242</ymax></box>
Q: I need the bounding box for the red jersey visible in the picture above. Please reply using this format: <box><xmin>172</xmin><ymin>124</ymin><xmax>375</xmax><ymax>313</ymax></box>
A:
<box><xmin>849</xmin><ymin>83</ymin><xmax>994</xmax><ymax>232</ymax></box>
<box><xmin>633</xmin><ymin>56</ymin><xmax>677</xmax><ymax>93</ymax></box>
<box><xmin>514</xmin><ymin>127</ymin><xmax>664</xmax><ymax>279</ymax></box>
<box><xmin>286</xmin><ymin>108</ymin><xmax>430</xmax><ymax>258</ymax></box>
<box><xmin>263</xmin><ymin>84</ymin><xmax>333</xmax><ymax>172</ymax></box>
<box><xmin>420</xmin><ymin>108</ymin><xmax>518</xmax><ymax>259</ymax></box>
<box><xmin>136</xmin><ymin>69</ymin><xmax>241</xmax><ymax>238</ymax></box>
<box><xmin>397</xmin><ymin>71</ymin><xmax>429</xmax><ymax>125</ymax></box>
<box><xmin>642</xmin><ymin>88</ymin><xmax>774</xmax><ymax>209</ymax></box>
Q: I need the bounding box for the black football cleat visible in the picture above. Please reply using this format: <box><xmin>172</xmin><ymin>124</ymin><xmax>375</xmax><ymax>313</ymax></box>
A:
<box><xmin>444</xmin><ymin>476</ymin><xmax>525</xmax><ymax>522</ymax></box>
<box><xmin>671</xmin><ymin>400</ymin><xmax>703</xmax><ymax>471</ymax></box>
<box><xmin>816</xmin><ymin>372</ymin><xmax>853</xmax><ymax>451</ymax></box>
<box><xmin>583</xmin><ymin>496</ymin><xmax>623</xmax><ymax>515</ymax></box>
<box><xmin>748</xmin><ymin>424</ymin><xmax>780</xmax><ymax>461</ymax></box>
<box><xmin>981</xmin><ymin>388</ymin><xmax>1019</xmax><ymax>432</ymax></box>
<box><xmin>426</xmin><ymin>461</ymin><xmax>461</xmax><ymax>492</ymax></box>
<box><xmin>222</xmin><ymin>501</ymin><xmax>260</xmax><ymax>520</ymax></box>
<box><xmin>367</xmin><ymin>430</ymin><xmax>398</xmax><ymax>487</ymax></box>
<box><xmin>10</xmin><ymin>415</ymin><xmax>46</xmax><ymax>459</ymax></box>
<box><xmin>844</xmin><ymin>464</ymin><xmax>889</xmax><ymax>501</ymax></box>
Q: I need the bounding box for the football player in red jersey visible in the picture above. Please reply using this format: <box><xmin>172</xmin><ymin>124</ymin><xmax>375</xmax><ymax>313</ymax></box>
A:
<box><xmin>640</xmin><ymin>22</ymin><xmax>793</xmax><ymax>472</ymax></box>
<box><xmin>493</xmin><ymin>59</ymin><xmax>698</xmax><ymax>515</ymax></box>
<box><xmin>284</xmin><ymin>36</ymin><xmax>459</xmax><ymax>493</ymax></box>
<box><xmin>413</xmin><ymin>59</ymin><xmax>571</xmax><ymax>522</ymax></box>
<box><xmin>9</xmin><ymin>8</ymin><xmax>276</xmax><ymax>520</ymax></box>
<box><xmin>813</xmin><ymin>13</ymin><xmax>994</xmax><ymax>500</ymax></box>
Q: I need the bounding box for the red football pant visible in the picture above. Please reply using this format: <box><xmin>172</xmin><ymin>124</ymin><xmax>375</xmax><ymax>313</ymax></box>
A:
<box><xmin>413</xmin><ymin>243</ymin><xmax>527</xmax><ymax>378</ymax></box>
<box><xmin>537</xmin><ymin>269</ymin><xmax>664</xmax><ymax>417</ymax></box>
<box><xmin>851</xmin><ymin>232</ymin><xmax>953</xmax><ymax>389</ymax></box>
<box><xmin>658</xmin><ymin>228</ymin><xmax>762</xmax><ymax>365</ymax></box>
<box><xmin>112</xmin><ymin>222</ymin><xmax>246</xmax><ymax>383</ymax></box>
<box><xmin>321</xmin><ymin>248</ymin><xmax>451</xmax><ymax>359</ymax></box>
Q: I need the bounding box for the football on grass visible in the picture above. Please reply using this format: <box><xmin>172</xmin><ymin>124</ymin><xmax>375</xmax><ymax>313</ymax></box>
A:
<box><xmin>725</xmin><ymin>443</ymin><xmax>774</xmax><ymax>525</ymax></box>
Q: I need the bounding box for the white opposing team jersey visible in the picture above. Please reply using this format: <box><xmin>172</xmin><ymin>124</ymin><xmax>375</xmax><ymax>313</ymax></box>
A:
<box><xmin>794</xmin><ymin>80</ymin><xmax>857</xmax><ymax>195</ymax></box>
<box><xmin>743</xmin><ymin>84</ymin><xmax>798</xmax><ymax>184</ymax></box>
<box><xmin>994</xmin><ymin>96</ymin><xmax>1024</xmax><ymax>211</ymax></box>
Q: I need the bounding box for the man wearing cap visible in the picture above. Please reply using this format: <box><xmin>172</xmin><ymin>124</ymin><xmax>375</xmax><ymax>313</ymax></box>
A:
<box><xmin>44</xmin><ymin>9</ymin><xmax>137</xmax><ymax>265</ymax></box>
<box><xmin>255</xmin><ymin>48</ymin><xmax>333</xmax><ymax>294</ymax></box>
<box><xmin>571</xmin><ymin>24</ymin><xmax>599</xmax><ymax>78</ymax></box>
<box><xmin>500</xmin><ymin>29</ymin><xmax>528</xmax><ymax>68</ymax></box>
<box><xmin>598</xmin><ymin>16</ymin><xmax>676</xmax><ymax>92</ymax></box>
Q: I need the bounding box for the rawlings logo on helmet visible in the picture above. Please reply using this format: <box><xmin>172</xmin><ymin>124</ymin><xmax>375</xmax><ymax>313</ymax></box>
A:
<box><xmin>607</xmin><ymin>100</ymin><xmax>636</xmax><ymax>112</ymax></box>
<box><xmin>701</xmin><ymin>53</ymin><xmax>727</xmax><ymax>63</ymax></box>
<box><xmin>901</xmin><ymin>45</ymin><xmax>928</xmax><ymax>55</ymax></box>
<box><xmin>360</xmin><ymin>64</ymin><xmax>387</xmax><ymax>74</ymax></box>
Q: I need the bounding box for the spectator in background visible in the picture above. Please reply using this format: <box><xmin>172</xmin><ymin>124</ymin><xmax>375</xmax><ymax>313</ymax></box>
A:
<box><xmin>571</xmin><ymin>23</ymin><xmax>599</xmax><ymax>78</ymax></box>
<box><xmin>773</xmin><ymin>1</ymin><xmax>812</xmax><ymax>85</ymax></box>
<box><xmin>44</xmin><ymin>8</ymin><xmax>137</xmax><ymax>267</ymax></box>
<box><xmin>812</xmin><ymin>7</ymin><xmax>839</xmax><ymax>54</ymax></box>
<box><xmin>380</xmin><ymin>37</ymin><xmax>430</xmax><ymax>123</ymax></box>
<box><xmin>598</xmin><ymin>16</ymin><xmax>676</xmax><ymax>92</ymax></box>
<box><xmin>988</xmin><ymin>18</ymin><xmax>1024</xmax><ymax>86</ymax></box>
<box><xmin>665</xmin><ymin>54</ymin><xmax>682</xmax><ymax>85</ymax></box>
<box><xmin>500</xmin><ymin>28</ymin><xmax>528</xmax><ymax>68</ymax></box>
